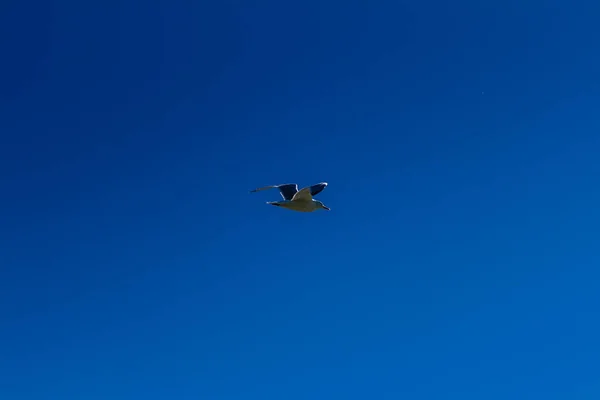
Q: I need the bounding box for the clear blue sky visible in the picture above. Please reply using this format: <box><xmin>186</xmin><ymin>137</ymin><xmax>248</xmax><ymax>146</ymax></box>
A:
<box><xmin>1</xmin><ymin>1</ymin><xmax>600</xmax><ymax>398</ymax></box>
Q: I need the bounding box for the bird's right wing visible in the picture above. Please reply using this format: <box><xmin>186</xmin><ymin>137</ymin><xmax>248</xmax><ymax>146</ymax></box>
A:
<box><xmin>291</xmin><ymin>187</ymin><xmax>313</xmax><ymax>202</ymax></box>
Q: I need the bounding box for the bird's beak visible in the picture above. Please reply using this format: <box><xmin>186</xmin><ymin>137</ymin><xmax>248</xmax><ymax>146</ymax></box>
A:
<box><xmin>323</xmin><ymin>206</ymin><xmax>330</xmax><ymax>211</ymax></box>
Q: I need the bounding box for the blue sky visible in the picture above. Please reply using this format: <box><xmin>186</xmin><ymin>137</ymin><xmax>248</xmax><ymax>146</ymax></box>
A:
<box><xmin>1</xmin><ymin>1</ymin><xmax>600</xmax><ymax>398</ymax></box>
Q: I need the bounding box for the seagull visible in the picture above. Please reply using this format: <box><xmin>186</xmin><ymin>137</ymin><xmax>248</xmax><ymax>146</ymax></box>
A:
<box><xmin>250</xmin><ymin>182</ymin><xmax>330</xmax><ymax>212</ymax></box>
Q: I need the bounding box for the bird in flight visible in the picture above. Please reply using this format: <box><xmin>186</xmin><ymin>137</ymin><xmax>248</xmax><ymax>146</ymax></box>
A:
<box><xmin>250</xmin><ymin>182</ymin><xmax>330</xmax><ymax>212</ymax></box>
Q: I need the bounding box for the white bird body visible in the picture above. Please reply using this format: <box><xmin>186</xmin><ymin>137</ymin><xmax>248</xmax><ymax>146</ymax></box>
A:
<box><xmin>267</xmin><ymin>199</ymin><xmax>324</xmax><ymax>212</ymax></box>
<box><xmin>250</xmin><ymin>182</ymin><xmax>330</xmax><ymax>213</ymax></box>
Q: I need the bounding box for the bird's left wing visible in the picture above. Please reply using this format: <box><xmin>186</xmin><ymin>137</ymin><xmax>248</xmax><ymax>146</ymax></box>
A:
<box><xmin>250</xmin><ymin>185</ymin><xmax>277</xmax><ymax>193</ymax></box>
<box><xmin>250</xmin><ymin>183</ymin><xmax>298</xmax><ymax>200</ymax></box>
<box><xmin>309</xmin><ymin>182</ymin><xmax>328</xmax><ymax>197</ymax></box>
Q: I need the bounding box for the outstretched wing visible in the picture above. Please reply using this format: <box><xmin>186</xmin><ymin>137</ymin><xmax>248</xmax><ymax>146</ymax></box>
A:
<box><xmin>291</xmin><ymin>187</ymin><xmax>313</xmax><ymax>202</ymax></box>
<box><xmin>277</xmin><ymin>184</ymin><xmax>299</xmax><ymax>200</ymax></box>
<box><xmin>308</xmin><ymin>182</ymin><xmax>328</xmax><ymax>197</ymax></box>
<box><xmin>250</xmin><ymin>183</ymin><xmax>298</xmax><ymax>200</ymax></box>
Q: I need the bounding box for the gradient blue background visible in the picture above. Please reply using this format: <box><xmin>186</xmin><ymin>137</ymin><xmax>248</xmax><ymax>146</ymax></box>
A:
<box><xmin>1</xmin><ymin>1</ymin><xmax>600</xmax><ymax>398</ymax></box>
